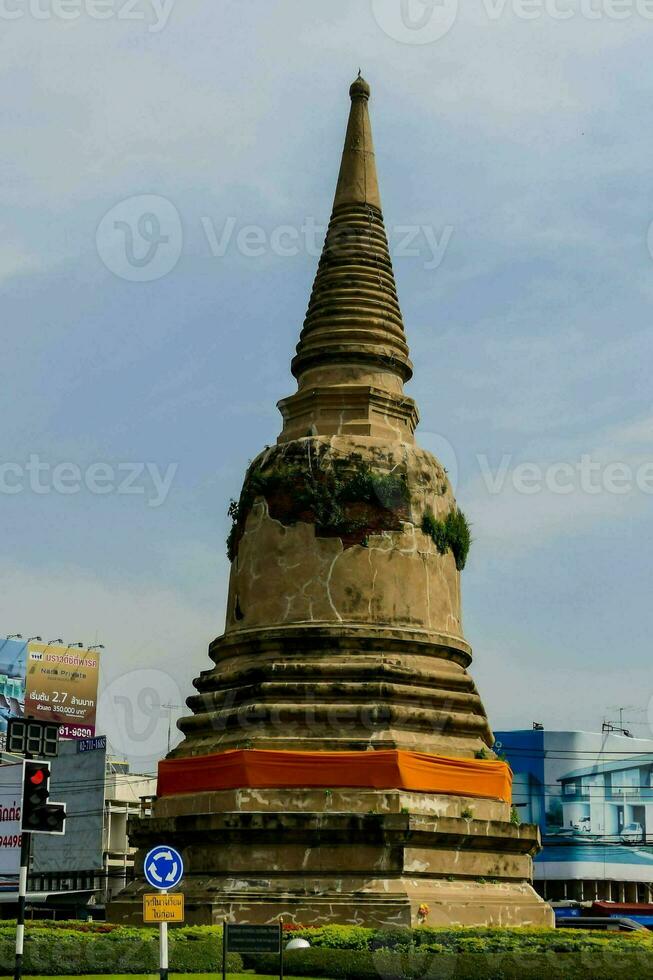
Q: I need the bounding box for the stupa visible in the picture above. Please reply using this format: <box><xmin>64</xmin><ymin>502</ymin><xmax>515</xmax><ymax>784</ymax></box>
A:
<box><xmin>111</xmin><ymin>76</ymin><xmax>552</xmax><ymax>927</ymax></box>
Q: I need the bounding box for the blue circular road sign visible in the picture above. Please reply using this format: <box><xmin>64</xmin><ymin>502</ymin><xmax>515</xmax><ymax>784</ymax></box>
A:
<box><xmin>144</xmin><ymin>845</ymin><xmax>184</xmax><ymax>890</ymax></box>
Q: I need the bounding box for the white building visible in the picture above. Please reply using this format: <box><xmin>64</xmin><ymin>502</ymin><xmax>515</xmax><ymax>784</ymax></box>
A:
<box><xmin>102</xmin><ymin>759</ymin><xmax>156</xmax><ymax>902</ymax></box>
<box><xmin>558</xmin><ymin>754</ymin><xmax>653</xmax><ymax>843</ymax></box>
<box><xmin>26</xmin><ymin>749</ymin><xmax>156</xmax><ymax>916</ymax></box>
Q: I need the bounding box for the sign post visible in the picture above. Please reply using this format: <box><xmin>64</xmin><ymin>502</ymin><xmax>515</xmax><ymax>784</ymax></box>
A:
<box><xmin>143</xmin><ymin>845</ymin><xmax>184</xmax><ymax>980</ymax></box>
<box><xmin>223</xmin><ymin>922</ymin><xmax>283</xmax><ymax>980</ymax></box>
<box><xmin>159</xmin><ymin>889</ymin><xmax>168</xmax><ymax>980</ymax></box>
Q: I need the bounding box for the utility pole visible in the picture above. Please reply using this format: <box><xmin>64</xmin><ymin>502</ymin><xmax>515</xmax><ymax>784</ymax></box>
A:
<box><xmin>162</xmin><ymin>704</ymin><xmax>181</xmax><ymax>755</ymax></box>
<box><xmin>10</xmin><ymin>719</ymin><xmax>64</xmax><ymax>980</ymax></box>
<box><xmin>14</xmin><ymin>752</ymin><xmax>31</xmax><ymax>980</ymax></box>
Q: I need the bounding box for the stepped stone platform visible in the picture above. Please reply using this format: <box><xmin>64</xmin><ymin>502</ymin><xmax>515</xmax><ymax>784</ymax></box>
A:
<box><xmin>112</xmin><ymin>787</ymin><xmax>547</xmax><ymax>927</ymax></box>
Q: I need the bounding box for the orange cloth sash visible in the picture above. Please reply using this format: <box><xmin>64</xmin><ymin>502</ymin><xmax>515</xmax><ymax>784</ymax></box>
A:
<box><xmin>157</xmin><ymin>749</ymin><xmax>511</xmax><ymax>803</ymax></box>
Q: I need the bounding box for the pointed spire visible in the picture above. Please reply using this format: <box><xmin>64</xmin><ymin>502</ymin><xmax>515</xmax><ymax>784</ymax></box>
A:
<box><xmin>278</xmin><ymin>76</ymin><xmax>418</xmax><ymax>445</ymax></box>
<box><xmin>332</xmin><ymin>73</ymin><xmax>381</xmax><ymax>211</ymax></box>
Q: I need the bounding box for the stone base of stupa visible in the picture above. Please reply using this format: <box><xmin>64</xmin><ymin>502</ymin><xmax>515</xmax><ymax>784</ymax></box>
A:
<box><xmin>109</xmin><ymin>788</ymin><xmax>553</xmax><ymax>927</ymax></box>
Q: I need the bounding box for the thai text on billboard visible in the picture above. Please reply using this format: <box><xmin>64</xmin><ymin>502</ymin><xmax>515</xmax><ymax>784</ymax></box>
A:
<box><xmin>0</xmin><ymin>763</ymin><xmax>22</xmax><ymax>885</ymax></box>
<box><xmin>25</xmin><ymin>642</ymin><xmax>100</xmax><ymax>739</ymax></box>
<box><xmin>0</xmin><ymin>637</ymin><xmax>101</xmax><ymax>741</ymax></box>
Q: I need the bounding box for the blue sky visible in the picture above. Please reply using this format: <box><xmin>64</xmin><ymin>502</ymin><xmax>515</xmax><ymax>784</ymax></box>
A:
<box><xmin>1</xmin><ymin>1</ymin><xmax>652</xmax><ymax>769</ymax></box>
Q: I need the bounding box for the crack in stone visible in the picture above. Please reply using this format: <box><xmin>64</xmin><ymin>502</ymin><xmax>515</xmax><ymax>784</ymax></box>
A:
<box><xmin>325</xmin><ymin>551</ymin><xmax>344</xmax><ymax>622</ymax></box>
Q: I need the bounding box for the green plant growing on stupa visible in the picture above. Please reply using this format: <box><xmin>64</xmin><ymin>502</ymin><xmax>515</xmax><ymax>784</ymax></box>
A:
<box><xmin>421</xmin><ymin>507</ymin><xmax>472</xmax><ymax>570</ymax></box>
<box><xmin>226</xmin><ymin>456</ymin><xmax>411</xmax><ymax>560</ymax></box>
<box><xmin>226</xmin><ymin>498</ymin><xmax>242</xmax><ymax>562</ymax></box>
<box><xmin>421</xmin><ymin>508</ymin><xmax>448</xmax><ymax>553</ymax></box>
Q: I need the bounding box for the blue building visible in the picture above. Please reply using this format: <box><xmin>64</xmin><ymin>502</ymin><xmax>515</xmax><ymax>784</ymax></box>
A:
<box><xmin>496</xmin><ymin>729</ymin><xmax>653</xmax><ymax>904</ymax></box>
<box><xmin>0</xmin><ymin>638</ymin><xmax>27</xmax><ymax>735</ymax></box>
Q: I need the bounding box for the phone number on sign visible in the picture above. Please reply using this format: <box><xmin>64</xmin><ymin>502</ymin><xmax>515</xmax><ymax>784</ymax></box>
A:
<box><xmin>0</xmin><ymin>835</ymin><xmax>22</xmax><ymax>848</ymax></box>
<box><xmin>58</xmin><ymin>725</ymin><xmax>94</xmax><ymax>740</ymax></box>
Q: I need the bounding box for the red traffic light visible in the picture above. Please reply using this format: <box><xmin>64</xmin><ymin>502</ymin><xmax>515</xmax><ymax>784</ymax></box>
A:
<box><xmin>22</xmin><ymin>759</ymin><xmax>65</xmax><ymax>835</ymax></box>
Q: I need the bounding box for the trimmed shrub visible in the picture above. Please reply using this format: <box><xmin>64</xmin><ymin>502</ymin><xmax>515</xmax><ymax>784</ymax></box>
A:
<box><xmin>256</xmin><ymin>947</ymin><xmax>379</xmax><ymax>978</ymax></box>
<box><xmin>0</xmin><ymin>921</ymin><xmax>652</xmax><ymax>977</ymax></box>
<box><xmin>258</xmin><ymin>947</ymin><xmax>653</xmax><ymax>979</ymax></box>
<box><xmin>291</xmin><ymin>924</ymin><xmax>653</xmax><ymax>955</ymax></box>
<box><xmin>0</xmin><ymin>924</ymin><xmax>242</xmax><ymax>975</ymax></box>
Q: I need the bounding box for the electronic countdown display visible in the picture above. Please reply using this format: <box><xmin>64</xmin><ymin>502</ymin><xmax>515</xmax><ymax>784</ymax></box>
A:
<box><xmin>7</xmin><ymin>718</ymin><xmax>59</xmax><ymax>759</ymax></box>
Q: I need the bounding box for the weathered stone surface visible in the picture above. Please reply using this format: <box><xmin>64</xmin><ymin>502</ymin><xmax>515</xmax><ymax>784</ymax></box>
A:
<box><xmin>113</xmin><ymin>879</ymin><xmax>549</xmax><ymax>929</ymax></box>
<box><xmin>109</xmin><ymin>76</ymin><xmax>553</xmax><ymax>929</ymax></box>
<box><xmin>226</xmin><ymin>437</ymin><xmax>461</xmax><ymax>637</ymax></box>
<box><xmin>110</xmin><ymin>794</ymin><xmax>551</xmax><ymax>927</ymax></box>
<box><xmin>177</xmin><ymin>624</ymin><xmax>491</xmax><ymax>756</ymax></box>
<box><xmin>154</xmin><ymin>788</ymin><xmax>510</xmax><ymax>822</ymax></box>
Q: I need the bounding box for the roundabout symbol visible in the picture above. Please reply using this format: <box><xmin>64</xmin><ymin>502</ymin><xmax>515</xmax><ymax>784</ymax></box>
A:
<box><xmin>144</xmin><ymin>845</ymin><xmax>184</xmax><ymax>890</ymax></box>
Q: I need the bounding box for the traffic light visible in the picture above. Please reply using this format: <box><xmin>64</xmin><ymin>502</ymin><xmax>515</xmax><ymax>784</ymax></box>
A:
<box><xmin>21</xmin><ymin>760</ymin><xmax>66</xmax><ymax>835</ymax></box>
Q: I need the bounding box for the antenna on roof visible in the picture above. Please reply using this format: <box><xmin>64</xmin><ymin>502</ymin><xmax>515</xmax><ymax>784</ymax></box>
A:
<box><xmin>604</xmin><ymin>706</ymin><xmax>637</xmax><ymax>737</ymax></box>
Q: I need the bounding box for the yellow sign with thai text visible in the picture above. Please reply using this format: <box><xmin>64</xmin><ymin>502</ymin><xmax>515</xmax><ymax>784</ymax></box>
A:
<box><xmin>143</xmin><ymin>893</ymin><xmax>184</xmax><ymax>923</ymax></box>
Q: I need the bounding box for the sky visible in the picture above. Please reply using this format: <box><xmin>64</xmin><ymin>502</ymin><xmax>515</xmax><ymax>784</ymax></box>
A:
<box><xmin>1</xmin><ymin>0</ymin><xmax>652</xmax><ymax>771</ymax></box>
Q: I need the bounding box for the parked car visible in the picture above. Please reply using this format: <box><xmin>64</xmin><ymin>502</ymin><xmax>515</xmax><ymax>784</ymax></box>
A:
<box><xmin>556</xmin><ymin>916</ymin><xmax>646</xmax><ymax>932</ymax></box>
<box><xmin>620</xmin><ymin>822</ymin><xmax>644</xmax><ymax>843</ymax></box>
<box><xmin>572</xmin><ymin>816</ymin><xmax>591</xmax><ymax>832</ymax></box>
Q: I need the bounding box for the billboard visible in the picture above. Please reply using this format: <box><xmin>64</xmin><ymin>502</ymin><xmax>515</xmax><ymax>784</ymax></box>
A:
<box><xmin>497</xmin><ymin>729</ymin><xmax>653</xmax><ymax>882</ymax></box>
<box><xmin>0</xmin><ymin>763</ymin><xmax>22</xmax><ymax>884</ymax></box>
<box><xmin>0</xmin><ymin>638</ymin><xmax>28</xmax><ymax>736</ymax></box>
<box><xmin>0</xmin><ymin>638</ymin><xmax>101</xmax><ymax>741</ymax></box>
<box><xmin>25</xmin><ymin>642</ymin><xmax>100</xmax><ymax>738</ymax></box>
<box><xmin>31</xmin><ymin>737</ymin><xmax>106</xmax><ymax>874</ymax></box>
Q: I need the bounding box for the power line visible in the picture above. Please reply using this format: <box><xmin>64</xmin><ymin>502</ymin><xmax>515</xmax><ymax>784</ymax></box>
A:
<box><xmin>500</xmin><ymin>749</ymin><xmax>652</xmax><ymax>755</ymax></box>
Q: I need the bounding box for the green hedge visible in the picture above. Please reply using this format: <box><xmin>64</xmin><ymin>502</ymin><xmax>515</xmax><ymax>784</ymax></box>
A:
<box><xmin>0</xmin><ymin>924</ymin><xmax>242</xmax><ymax>975</ymax></box>
<box><xmin>0</xmin><ymin>921</ymin><xmax>652</xmax><ymax>978</ymax></box>
<box><xmin>288</xmin><ymin>924</ymin><xmax>653</xmax><ymax>954</ymax></box>
<box><xmin>256</xmin><ymin>947</ymin><xmax>653</xmax><ymax>979</ymax></box>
